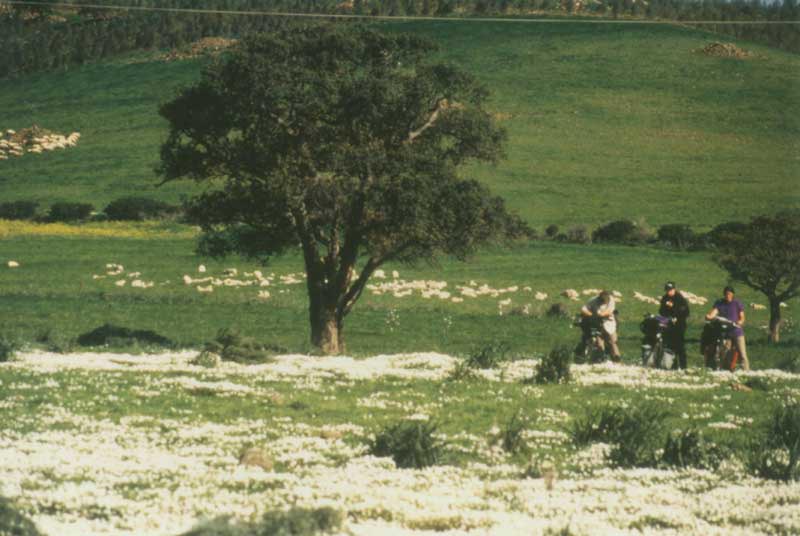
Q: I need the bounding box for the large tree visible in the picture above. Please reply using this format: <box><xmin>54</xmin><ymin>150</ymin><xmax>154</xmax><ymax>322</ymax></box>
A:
<box><xmin>715</xmin><ymin>212</ymin><xmax>800</xmax><ymax>343</ymax></box>
<box><xmin>158</xmin><ymin>25</ymin><xmax>528</xmax><ymax>354</ymax></box>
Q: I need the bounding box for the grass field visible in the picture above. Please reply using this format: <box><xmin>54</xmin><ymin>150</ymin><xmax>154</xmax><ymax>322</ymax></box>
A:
<box><xmin>1</xmin><ymin>224</ymin><xmax>797</xmax><ymax>370</ymax></box>
<box><xmin>1</xmin><ymin>20</ymin><xmax>798</xmax><ymax>229</ymax></box>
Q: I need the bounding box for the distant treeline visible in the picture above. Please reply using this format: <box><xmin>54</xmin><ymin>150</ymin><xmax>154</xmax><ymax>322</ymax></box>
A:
<box><xmin>0</xmin><ymin>3</ymin><xmax>294</xmax><ymax>78</ymax></box>
<box><xmin>1</xmin><ymin>0</ymin><xmax>798</xmax><ymax>78</ymax></box>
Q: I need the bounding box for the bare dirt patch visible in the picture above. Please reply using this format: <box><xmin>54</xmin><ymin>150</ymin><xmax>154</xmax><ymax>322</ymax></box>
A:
<box><xmin>697</xmin><ymin>42</ymin><xmax>753</xmax><ymax>59</ymax></box>
<box><xmin>159</xmin><ymin>37</ymin><xmax>238</xmax><ymax>62</ymax></box>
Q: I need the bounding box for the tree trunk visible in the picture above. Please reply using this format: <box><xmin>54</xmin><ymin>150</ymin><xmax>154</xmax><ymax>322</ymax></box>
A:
<box><xmin>308</xmin><ymin>280</ymin><xmax>343</xmax><ymax>354</ymax></box>
<box><xmin>310</xmin><ymin>305</ymin><xmax>342</xmax><ymax>354</ymax></box>
<box><xmin>769</xmin><ymin>297</ymin><xmax>782</xmax><ymax>344</ymax></box>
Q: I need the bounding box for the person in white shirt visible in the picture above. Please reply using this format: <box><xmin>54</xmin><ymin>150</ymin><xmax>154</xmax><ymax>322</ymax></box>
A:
<box><xmin>580</xmin><ymin>290</ymin><xmax>621</xmax><ymax>361</ymax></box>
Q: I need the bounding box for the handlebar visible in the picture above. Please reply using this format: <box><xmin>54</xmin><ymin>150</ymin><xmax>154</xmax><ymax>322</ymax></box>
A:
<box><xmin>706</xmin><ymin>317</ymin><xmax>739</xmax><ymax>328</ymax></box>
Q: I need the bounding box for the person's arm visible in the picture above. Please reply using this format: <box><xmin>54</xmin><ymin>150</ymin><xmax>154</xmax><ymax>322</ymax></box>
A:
<box><xmin>676</xmin><ymin>296</ymin><xmax>690</xmax><ymax>319</ymax></box>
<box><xmin>738</xmin><ymin>308</ymin><xmax>745</xmax><ymax>327</ymax></box>
<box><xmin>705</xmin><ymin>307</ymin><xmax>718</xmax><ymax>321</ymax></box>
<box><xmin>580</xmin><ymin>305</ymin><xmax>592</xmax><ymax>317</ymax></box>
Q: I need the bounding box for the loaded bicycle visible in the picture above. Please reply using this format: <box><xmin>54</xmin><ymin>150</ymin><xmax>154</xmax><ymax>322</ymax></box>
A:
<box><xmin>701</xmin><ymin>316</ymin><xmax>741</xmax><ymax>371</ymax></box>
<box><xmin>639</xmin><ymin>314</ymin><xmax>676</xmax><ymax>369</ymax></box>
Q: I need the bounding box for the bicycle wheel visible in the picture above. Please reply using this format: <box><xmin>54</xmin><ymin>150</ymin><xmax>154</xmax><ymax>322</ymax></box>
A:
<box><xmin>717</xmin><ymin>340</ymin><xmax>731</xmax><ymax>371</ymax></box>
<box><xmin>654</xmin><ymin>340</ymin><xmax>664</xmax><ymax>369</ymax></box>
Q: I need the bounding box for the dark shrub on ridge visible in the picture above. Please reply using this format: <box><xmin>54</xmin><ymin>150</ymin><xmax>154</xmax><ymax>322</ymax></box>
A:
<box><xmin>104</xmin><ymin>197</ymin><xmax>180</xmax><ymax>221</ymax></box>
<box><xmin>0</xmin><ymin>201</ymin><xmax>38</xmax><ymax>220</ymax></box>
<box><xmin>592</xmin><ymin>220</ymin><xmax>649</xmax><ymax>245</ymax></box>
<box><xmin>45</xmin><ymin>202</ymin><xmax>93</xmax><ymax>222</ymax></box>
<box><xmin>656</xmin><ymin>224</ymin><xmax>695</xmax><ymax>250</ymax></box>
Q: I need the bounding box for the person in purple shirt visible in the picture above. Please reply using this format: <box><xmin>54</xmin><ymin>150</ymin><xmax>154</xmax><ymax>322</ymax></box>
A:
<box><xmin>705</xmin><ymin>285</ymin><xmax>750</xmax><ymax>371</ymax></box>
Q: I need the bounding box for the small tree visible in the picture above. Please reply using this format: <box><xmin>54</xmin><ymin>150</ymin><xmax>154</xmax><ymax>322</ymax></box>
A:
<box><xmin>715</xmin><ymin>212</ymin><xmax>800</xmax><ymax>343</ymax></box>
<box><xmin>158</xmin><ymin>26</ymin><xmax>527</xmax><ymax>354</ymax></box>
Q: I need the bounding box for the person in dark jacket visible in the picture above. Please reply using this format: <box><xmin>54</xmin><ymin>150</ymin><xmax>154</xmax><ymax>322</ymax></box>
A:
<box><xmin>659</xmin><ymin>281</ymin><xmax>690</xmax><ymax>369</ymax></box>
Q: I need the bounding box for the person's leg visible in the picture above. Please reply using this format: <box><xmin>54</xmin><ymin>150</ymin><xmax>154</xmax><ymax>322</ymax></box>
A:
<box><xmin>676</xmin><ymin>329</ymin><xmax>687</xmax><ymax>369</ymax></box>
<box><xmin>605</xmin><ymin>331</ymin><xmax>621</xmax><ymax>361</ymax></box>
<box><xmin>735</xmin><ymin>336</ymin><xmax>750</xmax><ymax>371</ymax></box>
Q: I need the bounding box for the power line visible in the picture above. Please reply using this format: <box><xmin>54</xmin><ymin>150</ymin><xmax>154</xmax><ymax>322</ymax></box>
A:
<box><xmin>3</xmin><ymin>0</ymin><xmax>799</xmax><ymax>24</ymax></box>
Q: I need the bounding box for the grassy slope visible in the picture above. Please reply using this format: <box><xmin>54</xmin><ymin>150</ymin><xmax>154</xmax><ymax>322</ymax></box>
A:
<box><xmin>0</xmin><ymin>21</ymin><xmax>798</xmax><ymax>228</ymax></box>
<box><xmin>0</xmin><ymin>20</ymin><xmax>798</xmax><ymax>366</ymax></box>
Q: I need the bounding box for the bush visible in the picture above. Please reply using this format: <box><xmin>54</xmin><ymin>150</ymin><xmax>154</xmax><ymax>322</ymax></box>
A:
<box><xmin>370</xmin><ymin>420</ymin><xmax>442</xmax><ymax>469</ymax></box>
<box><xmin>531</xmin><ymin>345</ymin><xmax>572</xmax><ymax>384</ymax></box>
<box><xmin>545</xmin><ymin>224</ymin><xmax>559</xmax><ymax>238</ymax></box>
<box><xmin>46</xmin><ymin>202</ymin><xmax>94</xmax><ymax>222</ymax></box>
<box><xmin>546</xmin><ymin>303</ymin><xmax>569</xmax><ymax>318</ymax></box>
<box><xmin>76</xmin><ymin>323</ymin><xmax>173</xmax><ymax>347</ymax></box>
<box><xmin>181</xmin><ymin>517</ymin><xmax>251</xmax><ymax>536</ymax></box>
<box><xmin>661</xmin><ymin>428</ymin><xmax>722</xmax><ymax>469</ymax></box>
<box><xmin>748</xmin><ymin>400</ymin><xmax>800</xmax><ymax>481</ymax></box>
<box><xmin>0</xmin><ymin>334</ymin><xmax>18</xmax><ymax>362</ymax></box>
<box><xmin>568</xmin><ymin>403</ymin><xmax>669</xmax><ymax>467</ymax></box>
<box><xmin>591</xmin><ymin>219</ymin><xmax>650</xmax><ymax>245</ymax></box>
<box><xmin>0</xmin><ymin>496</ymin><xmax>43</xmax><ymax>536</ymax></box>
<box><xmin>181</xmin><ymin>507</ymin><xmax>343</xmax><ymax>536</ymax></box>
<box><xmin>259</xmin><ymin>506</ymin><xmax>343</xmax><ymax>535</ymax></box>
<box><xmin>204</xmin><ymin>328</ymin><xmax>285</xmax><ymax>364</ymax></box>
<box><xmin>656</xmin><ymin>224</ymin><xmax>695</xmax><ymax>250</ymax></box>
<box><xmin>0</xmin><ymin>201</ymin><xmax>38</xmax><ymax>220</ymax></box>
<box><xmin>564</xmin><ymin>226</ymin><xmax>591</xmax><ymax>244</ymax></box>
<box><xmin>104</xmin><ymin>196</ymin><xmax>180</xmax><ymax>221</ymax></box>
<box><xmin>464</xmin><ymin>341</ymin><xmax>511</xmax><ymax>369</ymax></box>
<box><xmin>778</xmin><ymin>355</ymin><xmax>800</xmax><ymax>373</ymax></box>
<box><xmin>190</xmin><ymin>351</ymin><xmax>221</xmax><ymax>368</ymax></box>
<box><xmin>35</xmin><ymin>328</ymin><xmax>75</xmax><ymax>353</ymax></box>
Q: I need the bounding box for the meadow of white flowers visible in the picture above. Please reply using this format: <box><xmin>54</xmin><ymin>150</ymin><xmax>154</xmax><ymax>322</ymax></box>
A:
<box><xmin>1</xmin><ymin>351</ymin><xmax>799</xmax><ymax>535</ymax></box>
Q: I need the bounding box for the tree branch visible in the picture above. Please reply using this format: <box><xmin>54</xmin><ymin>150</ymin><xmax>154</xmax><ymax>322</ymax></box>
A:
<box><xmin>339</xmin><ymin>257</ymin><xmax>380</xmax><ymax>318</ymax></box>
<box><xmin>405</xmin><ymin>99</ymin><xmax>445</xmax><ymax>144</ymax></box>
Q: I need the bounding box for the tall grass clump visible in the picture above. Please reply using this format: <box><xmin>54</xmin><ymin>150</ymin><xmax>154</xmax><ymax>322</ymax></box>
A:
<box><xmin>529</xmin><ymin>345</ymin><xmax>572</xmax><ymax>384</ymax></box>
<box><xmin>0</xmin><ymin>334</ymin><xmax>18</xmax><ymax>362</ymax></box>
<box><xmin>465</xmin><ymin>341</ymin><xmax>511</xmax><ymax>369</ymax></box>
<box><xmin>568</xmin><ymin>403</ymin><xmax>669</xmax><ymax>467</ymax></box>
<box><xmin>661</xmin><ymin>428</ymin><xmax>722</xmax><ymax>470</ymax></box>
<box><xmin>0</xmin><ymin>496</ymin><xmax>42</xmax><ymax>536</ymax></box>
<box><xmin>748</xmin><ymin>400</ymin><xmax>800</xmax><ymax>481</ymax></box>
<box><xmin>500</xmin><ymin>410</ymin><xmax>528</xmax><ymax>455</ymax></box>
<box><xmin>202</xmin><ymin>328</ymin><xmax>285</xmax><ymax>364</ymax></box>
<box><xmin>370</xmin><ymin>420</ymin><xmax>442</xmax><ymax>469</ymax></box>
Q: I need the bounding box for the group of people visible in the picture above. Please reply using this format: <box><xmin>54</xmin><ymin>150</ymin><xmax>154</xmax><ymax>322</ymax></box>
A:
<box><xmin>577</xmin><ymin>283</ymin><xmax>749</xmax><ymax>371</ymax></box>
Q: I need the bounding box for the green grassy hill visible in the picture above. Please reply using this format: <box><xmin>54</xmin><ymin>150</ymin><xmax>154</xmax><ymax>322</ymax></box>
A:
<box><xmin>1</xmin><ymin>20</ymin><xmax>798</xmax><ymax>365</ymax></box>
<box><xmin>1</xmin><ymin>20</ymin><xmax>798</xmax><ymax>229</ymax></box>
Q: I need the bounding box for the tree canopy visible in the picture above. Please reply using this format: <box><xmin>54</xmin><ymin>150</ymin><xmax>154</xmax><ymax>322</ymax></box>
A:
<box><xmin>715</xmin><ymin>211</ymin><xmax>800</xmax><ymax>343</ymax></box>
<box><xmin>159</xmin><ymin>24</ymin><xmax>528</xmax><ymax>353</ymax></box>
